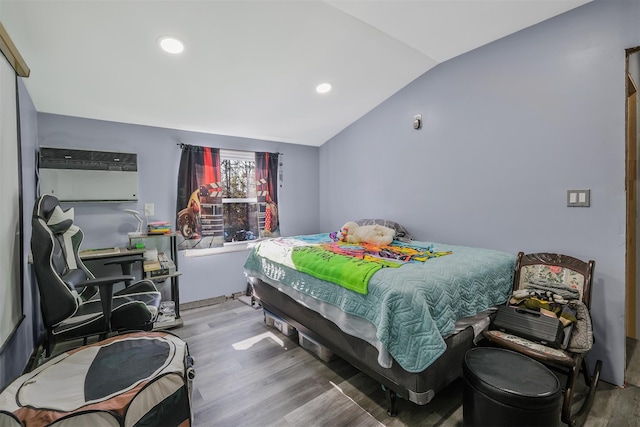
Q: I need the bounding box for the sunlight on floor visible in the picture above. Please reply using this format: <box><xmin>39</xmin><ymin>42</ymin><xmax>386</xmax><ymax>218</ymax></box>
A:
<box><xmin>232</xmin><ymin>331</ymin><xmax>285</xmax><ymax>350</ymax></box>
<box><xmin>329</xmin><ymin>381</ymin><xmax>384</xmax><ymax>426</ymax></box>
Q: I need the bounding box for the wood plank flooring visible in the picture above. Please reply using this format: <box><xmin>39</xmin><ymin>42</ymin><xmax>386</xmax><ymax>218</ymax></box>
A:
<box><xmin>174</xmin><ymin>300</ymin><xmax>638</xmax><ymax>427</ymax></box>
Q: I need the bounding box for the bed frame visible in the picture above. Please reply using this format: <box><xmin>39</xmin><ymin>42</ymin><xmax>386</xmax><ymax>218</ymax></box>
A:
<box><xmin>251</xmin><ymin>277</ymin><xmax>476</xmax><ymax>416</ymax></box>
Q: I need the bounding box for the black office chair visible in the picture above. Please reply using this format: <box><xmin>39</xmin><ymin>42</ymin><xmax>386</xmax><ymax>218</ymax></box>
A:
<box><xmin>484</xmin><ymin>252</ymin><xmax>602</xmax><ymax>427</ymax></box>
<box><xmin>31</xmin><ymin>195</ymin><xmax>162</xmax><ymax>357</ymax></box>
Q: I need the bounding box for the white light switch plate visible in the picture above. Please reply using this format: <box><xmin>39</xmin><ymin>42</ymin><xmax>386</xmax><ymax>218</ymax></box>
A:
<box><xmin>144</xmin><ymin>203</ymin><xmax>155</xmax><ymax>216</ymax></box>
<box><xmin>567</xmin><ymin>190</ymin><xmax>590</xmax><ymax>207</ymax></box>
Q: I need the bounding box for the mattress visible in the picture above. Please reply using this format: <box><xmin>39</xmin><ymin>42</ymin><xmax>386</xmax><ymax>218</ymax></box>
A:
<box><xmin>244</xmin><ymin>234</ymin><xmax>516</xmax><ymax>373</ymax></box>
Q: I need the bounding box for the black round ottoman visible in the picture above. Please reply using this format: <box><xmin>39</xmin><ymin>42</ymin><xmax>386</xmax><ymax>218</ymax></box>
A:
<box><xmin>462</xmin><ymin>347</ymin><xmax>561</xmax><ymax>427</ymax></box>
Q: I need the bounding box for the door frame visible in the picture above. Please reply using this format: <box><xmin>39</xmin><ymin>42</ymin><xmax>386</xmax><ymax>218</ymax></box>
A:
<box><xmin>626</xmin><ymin>46</ymin><xmax>640</xmax><ymax>338</ymax></box>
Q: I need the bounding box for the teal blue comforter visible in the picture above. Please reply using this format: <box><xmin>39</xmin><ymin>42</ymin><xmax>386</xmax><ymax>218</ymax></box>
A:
<box><xmin>244</xmin><ymin>234</ymin><xmax>515</xmax><ymax>373</ymax></box>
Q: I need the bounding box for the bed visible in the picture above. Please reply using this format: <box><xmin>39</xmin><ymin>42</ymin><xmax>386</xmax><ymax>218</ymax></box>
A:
<box><xmin>243</xmin><ymin>223</ymin><xmax>516</xmax><ymax>415</ymax></box>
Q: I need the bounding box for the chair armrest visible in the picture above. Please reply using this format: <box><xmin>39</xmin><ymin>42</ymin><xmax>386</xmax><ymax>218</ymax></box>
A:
<box><xmin>75</xmin><ymin>275</ymin><xmax>135</xmax><ymax>332</ymax></box>
<box><xmin>104</xmin><ymin>256</ymin><xmax>144</xmax><ymax>281</ymax></box>
<box><xmin>77</xmin><ymin>275</ymin><xmax>136</xmax><ymax>288</ymax></box>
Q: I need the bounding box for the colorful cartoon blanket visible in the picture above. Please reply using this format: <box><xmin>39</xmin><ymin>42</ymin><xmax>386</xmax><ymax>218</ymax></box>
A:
<box><xmin>288</xmin><ymin>239</ymin><xmax>451</xmax><ymax>294</ymax></box>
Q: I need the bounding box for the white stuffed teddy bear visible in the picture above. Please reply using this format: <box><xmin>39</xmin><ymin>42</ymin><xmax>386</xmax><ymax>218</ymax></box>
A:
<box><xmin>337</xmin><ymin>221</ymin><xmax>396</xmax><ymax>246</ymax></box>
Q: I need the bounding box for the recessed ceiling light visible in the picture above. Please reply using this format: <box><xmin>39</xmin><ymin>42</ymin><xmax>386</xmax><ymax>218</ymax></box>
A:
<box><xmin>316</xmin><ymin>83</ymin><xmax>332</xmax><ymax>94</ymax></box>
<box><xmin>158</xmin><ymin>36</ymin><xmax>184</xmax><ymax>54</ymax></box>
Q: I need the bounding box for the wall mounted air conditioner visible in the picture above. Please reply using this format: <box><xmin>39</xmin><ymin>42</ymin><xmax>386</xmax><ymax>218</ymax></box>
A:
<box><xmin>38</xmin><ymin>147</ymin><xmax>138</xmax><ymax>202</ymax></box>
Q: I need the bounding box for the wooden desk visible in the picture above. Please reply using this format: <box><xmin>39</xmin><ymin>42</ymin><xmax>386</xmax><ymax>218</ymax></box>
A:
<box><xmin>78</xmin><ymin>247</ymin><xmax>144</xmax><ymax>260</ymax></box>
<box><xmin>29</xmin><ymin>247</ymin><xmax>143</xmax><ymax>264</ymax></box>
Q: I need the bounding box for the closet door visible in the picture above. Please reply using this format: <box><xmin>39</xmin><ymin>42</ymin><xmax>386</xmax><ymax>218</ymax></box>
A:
<box><xmin>0</xmin><ymin>46</ymin><xmax>24</xmax><ymax>350</ymax></box>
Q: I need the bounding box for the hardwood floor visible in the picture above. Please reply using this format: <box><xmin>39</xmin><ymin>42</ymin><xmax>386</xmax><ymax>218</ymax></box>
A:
<box><xmin>174</xmin><ymin>299</ymin><xmax>639</xmax><ymax>427</ymax></box>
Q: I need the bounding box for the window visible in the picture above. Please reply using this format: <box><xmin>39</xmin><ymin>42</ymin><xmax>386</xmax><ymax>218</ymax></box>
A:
<box><xmin>176</xmin><ymin>145</ymin><xmax>280</xmax><ymax>253</ymax></box>
<box><xmin>220</xmin><ymin>150</ymin><xmax>258</xmax><ymax>243</ymax></box>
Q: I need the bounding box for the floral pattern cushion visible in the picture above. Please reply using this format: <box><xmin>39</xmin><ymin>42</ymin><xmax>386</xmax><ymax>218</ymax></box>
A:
<box><xmin>518</xmin><ymin>264</ymin><xmax>585</xmax><ymax>299</ymax></box>
<box><xmin>484</xmin><ymin>330</ymin><xmax>573</xmax><ymax>363</ymax></box>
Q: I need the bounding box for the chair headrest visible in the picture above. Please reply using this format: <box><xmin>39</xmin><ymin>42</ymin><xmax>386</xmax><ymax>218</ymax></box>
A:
<box><xmin>36</xmin><ymin>195</ymin><xmax>75</xmax><ymax>234</ymax></box>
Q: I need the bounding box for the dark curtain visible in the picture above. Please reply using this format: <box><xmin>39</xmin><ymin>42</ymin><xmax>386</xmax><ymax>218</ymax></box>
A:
<box><xmin>255</xmin><ymin>152</ymin><xmax>280</xmax><ymax>238</ymax></box>
<box><xmin>176</xmin><ymin>144</ymin><xmax>222</xmax><ymax>249</ymax></box>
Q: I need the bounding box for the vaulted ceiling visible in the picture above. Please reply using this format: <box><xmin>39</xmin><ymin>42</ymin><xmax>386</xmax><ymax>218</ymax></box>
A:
<box><xmin>1</xmin><ymin>0</ymin><xmax>590</xmax><ymax>146</ymax></box>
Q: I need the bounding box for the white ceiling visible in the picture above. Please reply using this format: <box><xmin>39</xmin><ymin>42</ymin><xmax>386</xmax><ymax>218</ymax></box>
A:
<box><xmin>1</xmin><ymin>0</ymin><xmax>590</xmax><ymax>147</ymax></box>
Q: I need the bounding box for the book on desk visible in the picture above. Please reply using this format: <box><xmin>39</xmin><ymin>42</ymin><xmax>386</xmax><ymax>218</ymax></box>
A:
<box><xmin>143</xmin><ymin>252</ymin><xmax>176</xmax><ymax>278</ymax></box>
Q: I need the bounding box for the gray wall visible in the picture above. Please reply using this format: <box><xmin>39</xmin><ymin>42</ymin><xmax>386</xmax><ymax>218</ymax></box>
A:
<box><xmin>320</xmin><ymin>0</ymin><xmax>638</xmax><ymax>386</ymax></box>
<box><xmin>35</xmin><ymin>114</ymin><xmax>320</xmax><ymax>304</ymax></box>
